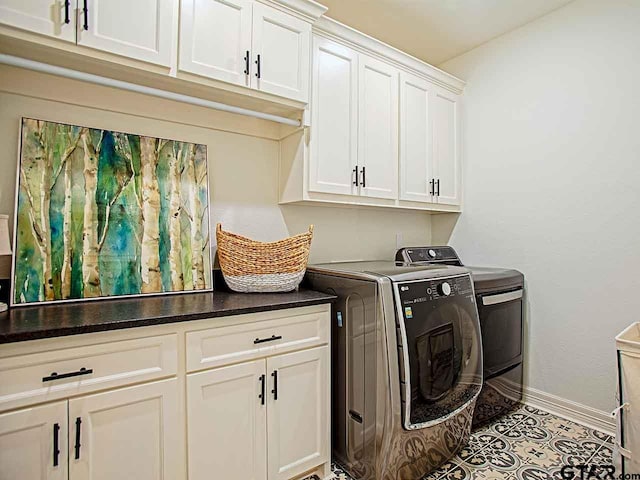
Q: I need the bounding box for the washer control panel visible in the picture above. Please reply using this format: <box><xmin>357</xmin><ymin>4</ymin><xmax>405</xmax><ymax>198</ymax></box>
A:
<box><xmin>396</xmin><ymin>275</ymin><xmax>474</xmax><ymax>316</ymax></box>
<box><xmin>396</xmin><ymin>246</ymin><xmax>462</xmax><ymax>265</ymax></box>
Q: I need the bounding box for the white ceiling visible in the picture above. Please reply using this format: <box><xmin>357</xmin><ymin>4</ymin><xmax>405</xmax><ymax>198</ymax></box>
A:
<box><xmin>318</xmin><ymin>0</ymin><xmax>575</xmax><ymax>65</ymax></box>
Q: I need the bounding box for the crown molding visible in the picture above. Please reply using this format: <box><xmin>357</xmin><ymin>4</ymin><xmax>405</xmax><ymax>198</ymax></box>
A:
<box><xmin>257</xmin><ymin>0</ymin><xmax>328</xmax><ymax>22</ymax></box>
<box><xmin>313</xmin><ymin>16</ymin><xmax>465</xmax><ymax>95</ymax></box>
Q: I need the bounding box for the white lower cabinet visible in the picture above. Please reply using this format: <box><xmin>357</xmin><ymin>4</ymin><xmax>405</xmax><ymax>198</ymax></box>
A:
<box><xmin>69</xmin><ymin>379</ymin><xmax>179</xmax><ymax>480</ymax></box>
<box><xmin>0</xmin><ymin>379</ymin><xmax>179</xmax><ymax>480</ymax></box>
<box><xmin>187</xmin><ymin>346</ymin><xmax>330</xmax><ymax>480</ymax></box>
<box><xmin>187</xmin><ymin>360</ymin><xmax>267</xmax><ymax>480</ymax></box>
<box><xmin>0</xmin><ymin>401</ymin><xmax>68</xmax><ymax>480</ymax></box>
<box><xmin>266</xmin><ymin>346</ymin><xmax>328</xmax><ymax>480</ymax></box>
<box><xmin>0</xmin><ymin>305</ymin><xmax>331</xmax><ymax>480</ymax></box>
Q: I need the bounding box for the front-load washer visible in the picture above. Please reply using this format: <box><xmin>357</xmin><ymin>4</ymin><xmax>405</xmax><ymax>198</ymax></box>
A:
<box><xmin>304</xmin><ymin>262</ymin><xmax>482</xmax><ymax>480</ymax></box>
<box><xmin>396</xmin><ymin>247</ymin><xmax>524</xmax><ymax>427</ymax></box>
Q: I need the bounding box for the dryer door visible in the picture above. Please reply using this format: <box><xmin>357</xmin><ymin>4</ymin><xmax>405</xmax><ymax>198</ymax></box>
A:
<box><xmin>395</xmin><ymin>274</ymin><xmax>482</xmax><ymax>430</ymax></box>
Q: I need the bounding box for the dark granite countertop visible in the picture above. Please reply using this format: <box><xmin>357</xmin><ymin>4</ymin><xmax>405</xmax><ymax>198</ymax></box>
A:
<box><xmin>0</xmin><ymin>289</ymin><xmax>336</xmax><ymax>344</ymax></box>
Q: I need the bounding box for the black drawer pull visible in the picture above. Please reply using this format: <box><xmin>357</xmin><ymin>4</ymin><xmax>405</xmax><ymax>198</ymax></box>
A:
<box><xmin>53</xmin><ymin>423</ymin><xmax>60</xmax><ymax>466</ymax></box>
<box><xmin>74</xmin><ymin>417</ymin><xmax>82</xmax><ymax>460</ymax></box>
<box><xmin>244</xmin><ymin>50</ymin><xmax>250</xmax><ymax>75</ymax></box>
<box><xmin>254</xmin><ymin>335</ymin><xmax>282</xmax><ymax>344</ymax></box>
<box><xmin>43</xmin><ymin>367</ymin><xmax>93</xmax><ymax>382</ymax></box>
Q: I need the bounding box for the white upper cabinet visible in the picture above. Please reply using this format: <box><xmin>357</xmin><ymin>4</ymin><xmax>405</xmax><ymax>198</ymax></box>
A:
<box><xmin>432</xmin><ymin>86</ymin><xmax>461</xmax><ymax>206</ymax></box>
<box><xmin>0</xmin><ymin>0</ymin><xmax>76</xmax><ymax>42</ymax></box>
<box><xmin>178</xmin><ymin>0</ymin><xmax>313</xmax><ymax>102</ymax></box>
<box><xmin>0</xmin><ymin>401</ymin><xmax>68</xmax><ymax>480</ymax></box>
<box><xmin>309</xmin><ymin>36</ymin><xmax>358</xmax><ymax>196</ymax></box>
<box><xmin>77</xmin><ymin>0</ymin><xmax>177</xmax><ymax>66</ymax></box>
<box><xmin>399</xmin><ymin>72</ymin><xmax>434</xmax><ymax>203</ymax></box>
<box><xmin>179</xmin><ymin>0</ymin><xmax>252</xmax><ymax>87</ymax></box>
<box><xmin>251</xmin><ymin>2</ymin><xmax>310</xmax><ymax>102</ymax></box>
<box><xmin>358</xmin><ymin>54</ymin><xmax>398</xmax><ymax>200</ymax></box>
<box><xmin>280</xmin><ymin>24</ymin><xmax>464</xmax><ymax>211</ymax></box>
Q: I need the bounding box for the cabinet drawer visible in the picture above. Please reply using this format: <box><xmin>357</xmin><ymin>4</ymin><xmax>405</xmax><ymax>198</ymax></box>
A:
<box><xmin>186</xmin><ymin>311</ymin><xmax>329</xmax><ymax>372</ymax></box>
<box><xmin>0</xmin><ymin>334</ymin><xmax>177</xmax><ymax>412</ymax></box>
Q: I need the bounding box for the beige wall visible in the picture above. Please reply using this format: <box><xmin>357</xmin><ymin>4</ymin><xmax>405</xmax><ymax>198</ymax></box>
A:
<box><xmin>0</xmin><ymin>65</ymin><xmax>431</xmax><ymax>271</ymax></box>
<box><xmin>435</xmin><ymin>0</ymin><xmax>640</xmax><ymax>413</ymax></box>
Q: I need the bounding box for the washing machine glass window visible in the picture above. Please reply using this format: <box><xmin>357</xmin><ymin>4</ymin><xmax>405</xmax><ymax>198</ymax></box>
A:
<box><xmin>394</xmin><ymin>274</ymin><xmax>483</xmax><ymax>430</ymax></box>
<box><xmin>478</xmin><ymin>288</ymin><xmax>523</xmax><ymax>379</ymax></box>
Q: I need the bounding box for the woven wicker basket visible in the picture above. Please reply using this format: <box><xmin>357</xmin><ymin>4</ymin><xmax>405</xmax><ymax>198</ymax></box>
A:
<box><xmin>216</xmin><ymin>223</ymin><xmax>314</xmax><ymax>293</ymax></box>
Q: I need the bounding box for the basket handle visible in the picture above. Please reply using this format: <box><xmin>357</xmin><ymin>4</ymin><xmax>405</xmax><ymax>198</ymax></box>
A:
<box><xmin>308</xmin><ymin>225</ymin><xmax>314</xmax><ymax>234</ymax></box>
<box><xmin>216</xmin><ymin>223</ymin><xmax>222</xmax><ymax>233</ymax></box>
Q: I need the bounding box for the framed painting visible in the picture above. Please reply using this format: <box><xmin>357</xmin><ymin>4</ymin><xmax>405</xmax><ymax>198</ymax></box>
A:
<box><xmin>11</xmin><ymin>118</ymin><xmax>212</xmax><ymax>306</ymax></box>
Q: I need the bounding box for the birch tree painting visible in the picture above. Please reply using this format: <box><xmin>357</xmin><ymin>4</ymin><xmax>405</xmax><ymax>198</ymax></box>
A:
<box><xmin>13</xmin><ymin>118</ymin><xmax>211</xmax><ymax>305</ymax></box>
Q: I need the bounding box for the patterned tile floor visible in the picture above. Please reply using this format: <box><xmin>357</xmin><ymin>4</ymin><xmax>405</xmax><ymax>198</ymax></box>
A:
<box><xmin>329</xmin><ymin>404</ymin><xmax>613</xmax><ymax>480</ymax></box>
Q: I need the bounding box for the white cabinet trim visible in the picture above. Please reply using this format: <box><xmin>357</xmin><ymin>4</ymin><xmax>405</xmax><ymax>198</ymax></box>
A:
<box><xmin>313</xmin><ymin>16</ymin><xmax>465</xmax><ymax>95</ymax></box>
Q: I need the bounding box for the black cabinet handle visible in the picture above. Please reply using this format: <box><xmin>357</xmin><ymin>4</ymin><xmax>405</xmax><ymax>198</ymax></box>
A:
<box><xmin>64</xmin><ymin>0</ymin><xmax>70</xmax><ymax>24</ymax></box>
<box><xmin>43</xmin><ymin>367</ymin><xmax>93</xmax><ymax>382</ymax></box>
<box><xmin>436</xmin><ymin>179</ymin><xmax>440</xmax><ymax>196</ymax></box>
<box><xmin>271</xmin><ymin>370</ymin><xmax>278</xmax><ymax>400</ymax></box>
<box><xmin>53</xmin><ymin>423</ymin><xmax>60</xmax><ymax>467</ymax></box>
<box><xmin>244</xmin><ymin>50</ymin><xmax>250</xmax><ymax>75</ymax></box>
<box><xmin>349</xmin><ymin>410</ymin><xmax>363</xmax><ymax>424</ymax></box>
<box><xmin>82</xmin><ymin>0</ymin><xmax>88</xmax><ymax>30</ymax></box>
<box><xmin>429</xmin><ymin>179</ymin><xmax>435</xmax><ymax>196</ymax></box>
<box><xmin>254</xmin><ymin>335</ymin><xmax>282</xmax><ymax>344</ymax></box>
<box><xmin>360</xmin><ymin>166</ymin><xmax>366</xmax><ymax>188</ymax></box>
<box><xmin>255</xmin><ymin>54</ymin><xmax>261</xmax><ymax>78</ymax></box>
<box><xmin>352</xmin><ymin>166</ymin><xmax>359</xmax><ymax>186</ymax></box>
<box><xmin>259</xmin><ymin>374</ymin><xmax>266</xmax><ymax>405</ymax></box>
<box><xmin>74</xmin><ymin>417</ymin><xmax>82</xmax><ymax>460</ymax></box>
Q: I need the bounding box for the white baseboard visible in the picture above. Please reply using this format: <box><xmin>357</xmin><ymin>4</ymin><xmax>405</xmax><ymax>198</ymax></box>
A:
<box><xmin>523</xmin><ymin>385</ymin><xmax>615</xmax><ymax>436</ymax></box>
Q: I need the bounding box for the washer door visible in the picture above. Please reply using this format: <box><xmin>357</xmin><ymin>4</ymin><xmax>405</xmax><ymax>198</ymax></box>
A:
<box><xmin>395</xmin><ymin>274</ymin><xmax>483</xmax><ymax>429</ymax></box>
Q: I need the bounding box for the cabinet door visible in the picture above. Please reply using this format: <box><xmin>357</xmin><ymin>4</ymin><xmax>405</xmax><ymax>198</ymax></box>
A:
<box><xmin>267</xmin><ymin>346</ymin><xmax>329</xmax><ymax>480</ymax></box>
<box><xmin>187</xmin><ymin>361</ymin><xmax>266</xmax><ymax>480</ymax></box>
<box><xmin>68</xmin><ymin>379</ymin><xmax>179</xmax><ymax>480</ymax></box>
<box><xmin>432</xmin><ymin>87</ymin><xmax>461</xmax><ymax>206</ymax></box>
<box><xmin>77</xmin><ymin>0</ymin><xmax>176</xmax><ymax>67</ymax></box>
<box><xmin>399</xmin><ymin>72</ymin><xmax>434</xmax><ymax>203</ymax></box>
<box><xmin>179</xmin><ymin>0</ymin><xmax>252</xmax><ymax>86</ymax></box>
<box><xmin>358</xmin><ymin>54</ymin><xmax>399</xmax><ymax>200</ymax></box>
<box><xmin>309</xmin><ymin>36</ymin><xmax>358</xmax><ymax>196</ymax></box>
<box><xmin>251</xmin><ymin>2</ymin><xmax>311</xmax><ymax>102</ymax></box>
<box><xmin>0</xmin><ymin>0</ymin><xmax>76</xmax><ymax>42</ymax></box>
<box><xmin>0</xmin><ymin>401</ymin><xmax>67</xmax><ymax>480</ymax></box>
